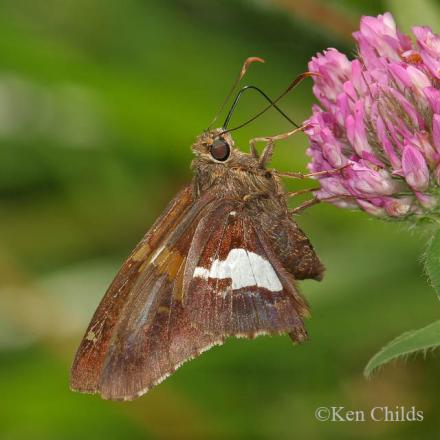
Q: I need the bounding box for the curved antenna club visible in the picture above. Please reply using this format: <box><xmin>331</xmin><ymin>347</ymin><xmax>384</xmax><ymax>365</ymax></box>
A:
<box><xmin>222</xmin><ymin>85</ymin><xmax>297</xmax><ymax>130</ymax></box>
<box><xmin>207</xmin><ymin>57</ymin><xmax>265</xmax><ymax>130</ymax></box>
<box><xmin>224</xmin><ymin>71</ymin><xmax>318</xmax><ymax>134</ymax></box>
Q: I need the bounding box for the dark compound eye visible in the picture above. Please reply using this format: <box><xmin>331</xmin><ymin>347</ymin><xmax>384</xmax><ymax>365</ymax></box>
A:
<box><xmin>210</xmin><ymin>138</ymin><xmax>230</xmax><ymax>161</ymax></box>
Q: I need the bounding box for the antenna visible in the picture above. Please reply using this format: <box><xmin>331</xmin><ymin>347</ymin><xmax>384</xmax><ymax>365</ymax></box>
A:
<box><xmin>207</xmin><ymin>57</ymin><xmax>265</xmax><ymax>130</ymax></box>
<box><xmin>223</xmin><ymin>72</ymin><xmax>316</xmax><ymax>133</ymax></box>
<box><xmin>222</xmin><ymin>85</ymin><xmax>297</xmax><ymax>130</ymax></box>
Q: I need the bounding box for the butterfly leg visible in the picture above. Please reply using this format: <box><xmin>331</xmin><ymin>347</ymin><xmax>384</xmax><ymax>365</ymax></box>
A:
<box><xmin>275</xmin><ymin>165</ymin><xmax>348</xmax><ymax>180</ymax></box>
<box><xmin>250</xmin><ymin>141</ymin><xmax>260</xmax><ymax>160</ymax></box>
<box><xmin>249</xmin><ymin>125</ymin><xmax>307</xmax><ymax>168</ymax></box>
<box><xmin>290</xmin><ymin>194</ymin><xmax>358</xmax><ymax>214</ymax></box>
<box><xmin>289</xmin><ymin>196</ymin><xmax>321</xmax><ymax>214</ymax></box>
<box><xmin>258</xmin><ymin>142</ymin><xmax>274</xmax><ymax>168</ymax></box>
<box><xmin>285</xmin><ymin>187</ymin><xmax>320</xmax><ymax>198</ymax></box>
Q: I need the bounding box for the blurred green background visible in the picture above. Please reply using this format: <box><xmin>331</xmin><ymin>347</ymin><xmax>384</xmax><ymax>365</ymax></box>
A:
<box><xmin>1</xmin><ymin>0</ymin><xmax>439</xmax><ymax>439</ymax></box>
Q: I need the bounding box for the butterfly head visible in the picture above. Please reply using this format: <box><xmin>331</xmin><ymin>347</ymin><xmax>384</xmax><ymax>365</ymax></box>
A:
<box><xmin>192</xmin><ymin>129</ymin><xmax>236</xmax><ymax>164</ymax></box>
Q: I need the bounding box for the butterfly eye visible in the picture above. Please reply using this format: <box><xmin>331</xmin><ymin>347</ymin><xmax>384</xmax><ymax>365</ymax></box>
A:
<box><xmin>210</xmin><ymin>138</ymin><xmax>230</xmax><ymax>162</ymax></box>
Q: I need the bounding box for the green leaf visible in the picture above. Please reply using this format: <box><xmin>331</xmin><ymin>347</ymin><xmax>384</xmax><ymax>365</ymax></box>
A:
<box><xmin>387</xmin><ymin>0</ymin><xmax>440</xmax><ymax>33</ymax></box>
<box><xmin>424</xmin><ymin>229</ymin><xmax>440</xmax><ymax>299</ymax></box>
<box><xmin>364</xmin><ymin>320</ymin><xmax>440</xmax><ymax>378</ymax></box>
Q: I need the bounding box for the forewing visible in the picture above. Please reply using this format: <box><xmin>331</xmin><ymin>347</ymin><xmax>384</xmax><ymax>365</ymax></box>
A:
<box><xmin>183</xmin><ymin>205</ymin><xmax>310</xmax><ymax>341</ymax></box>
<box><xmin>70</xmin><ymin>186</ymin><xmax>218</xmax><ymax>399</ymax></box>
<box><xmin>97</xmin><ymin>210</ymin><xmax>223</xmax><ymax>400</ymax></box>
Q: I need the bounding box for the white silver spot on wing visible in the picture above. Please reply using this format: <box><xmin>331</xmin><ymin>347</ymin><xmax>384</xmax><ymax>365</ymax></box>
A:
<box><xmin>149</xmin><ymin>244</ymin><xmax>165</xmax><ymax>264</ymax></box>
<box><xmin>85</xmin><ymin>330</ymin><xmax>98</xmax><ymax>343</ymax></box>
<box><xmin>193</xmin><ymin>248</ymin><xmax>282</xmax><ymax>291</ymax></box>
<box><xmin>193</xmin><ymin>266</ymin><xmax>210</xmax><ymax>279</ymax></box>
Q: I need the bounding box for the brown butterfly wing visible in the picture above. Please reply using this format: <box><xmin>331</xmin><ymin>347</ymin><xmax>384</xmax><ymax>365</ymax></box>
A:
<box><xmin>259</xmin><ymin>212</ymin><xmax>325</xmax><ymax>281</ymax></box>
<box><xmin>183</xmin><ymin>203</ymin><xmax>310</xmax><ymax>341</ymax></box>
<box><xmin>70</xmin><ymin>186</ymin><xmax>215</xmax><ymax>397</ymax></box>
<box><xmin>97</xmin><ymin>219</ymin><xmax>223</xmax><ymax>400</ymax></box>
<box><xmin>72</xmin><ymin>191</ymin><xmax>313</xmax><ymax>400</ymax></box>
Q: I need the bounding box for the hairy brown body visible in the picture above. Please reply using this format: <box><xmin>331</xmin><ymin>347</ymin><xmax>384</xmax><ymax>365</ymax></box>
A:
<box><xmin>192</xmin><ymin>129</ymin><xmax>323</xmax><ymax>281</ymax></box>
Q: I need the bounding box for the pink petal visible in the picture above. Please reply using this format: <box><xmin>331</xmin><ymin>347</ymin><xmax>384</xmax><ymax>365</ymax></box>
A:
<box><xmin>401</xmin><ymin>145</ymin><xmax>430</xmax><ymax>191</ymax></box>
<box><xmin>432</xmin><ymin>114</ymin><xmax>440</xmax><ymax>151</ymax></box>
<box><xmin>375</xmin><ymin>115</ymin><xmax>401</xmax><ymax>169</ymax></box>
<box><xmin>346</xmin><ymin>101</ymin><xmax>371</xmax><ymax>155</ymax></box>
<box><xmin>383</xmin><ymin>197</ymin><xmax>412</xmax><ymax>217</ymax></box>
<box><xmin>357</xmin><ymin>199</ymin><xmax>386</xmax><ymax>216</ymax></box>
<box><xmin>424</xmin><ymin>87</ymin><xmax>440</xmax><ymax>113</ymax></box>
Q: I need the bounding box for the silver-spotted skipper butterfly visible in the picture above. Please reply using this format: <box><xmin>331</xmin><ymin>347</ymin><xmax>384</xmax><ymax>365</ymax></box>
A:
<box><xmin>70</xmin><ymin>58</ymin><xmax>325</xmax><ymax>400</ymax></box>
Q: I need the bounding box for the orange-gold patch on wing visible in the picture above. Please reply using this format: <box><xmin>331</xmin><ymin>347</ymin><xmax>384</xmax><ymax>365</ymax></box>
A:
<box><xmin>139</xmin><ymin>247</ymin><xmax>184</xmax><ymax>280</ymax></box>
<box><xmin>131</xmin><ymin>244</ymin><xmax>151</xmax><ymax>262</ymax></box>
<box><xmin>172</xmin><ymin>261</ymin><xmax>185</xmax><ymax>302</ymax></box>
<box><xmin>157</xmin><ymin>248</ymin><xmax>184</xmax><ymax>279</ymax></box>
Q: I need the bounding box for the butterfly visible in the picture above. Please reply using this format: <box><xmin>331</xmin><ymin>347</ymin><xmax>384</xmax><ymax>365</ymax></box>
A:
<box><xmin>70</xmin><ymin>60</ymin><xmax>324</xmax><ymax>401</ymax></box>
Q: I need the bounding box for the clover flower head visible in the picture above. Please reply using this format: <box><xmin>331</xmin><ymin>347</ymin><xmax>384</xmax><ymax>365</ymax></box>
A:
<box><xmin>305</xmin><ymin>12</ymin><xmax>440</xmax><ymax>219</ymax></box>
